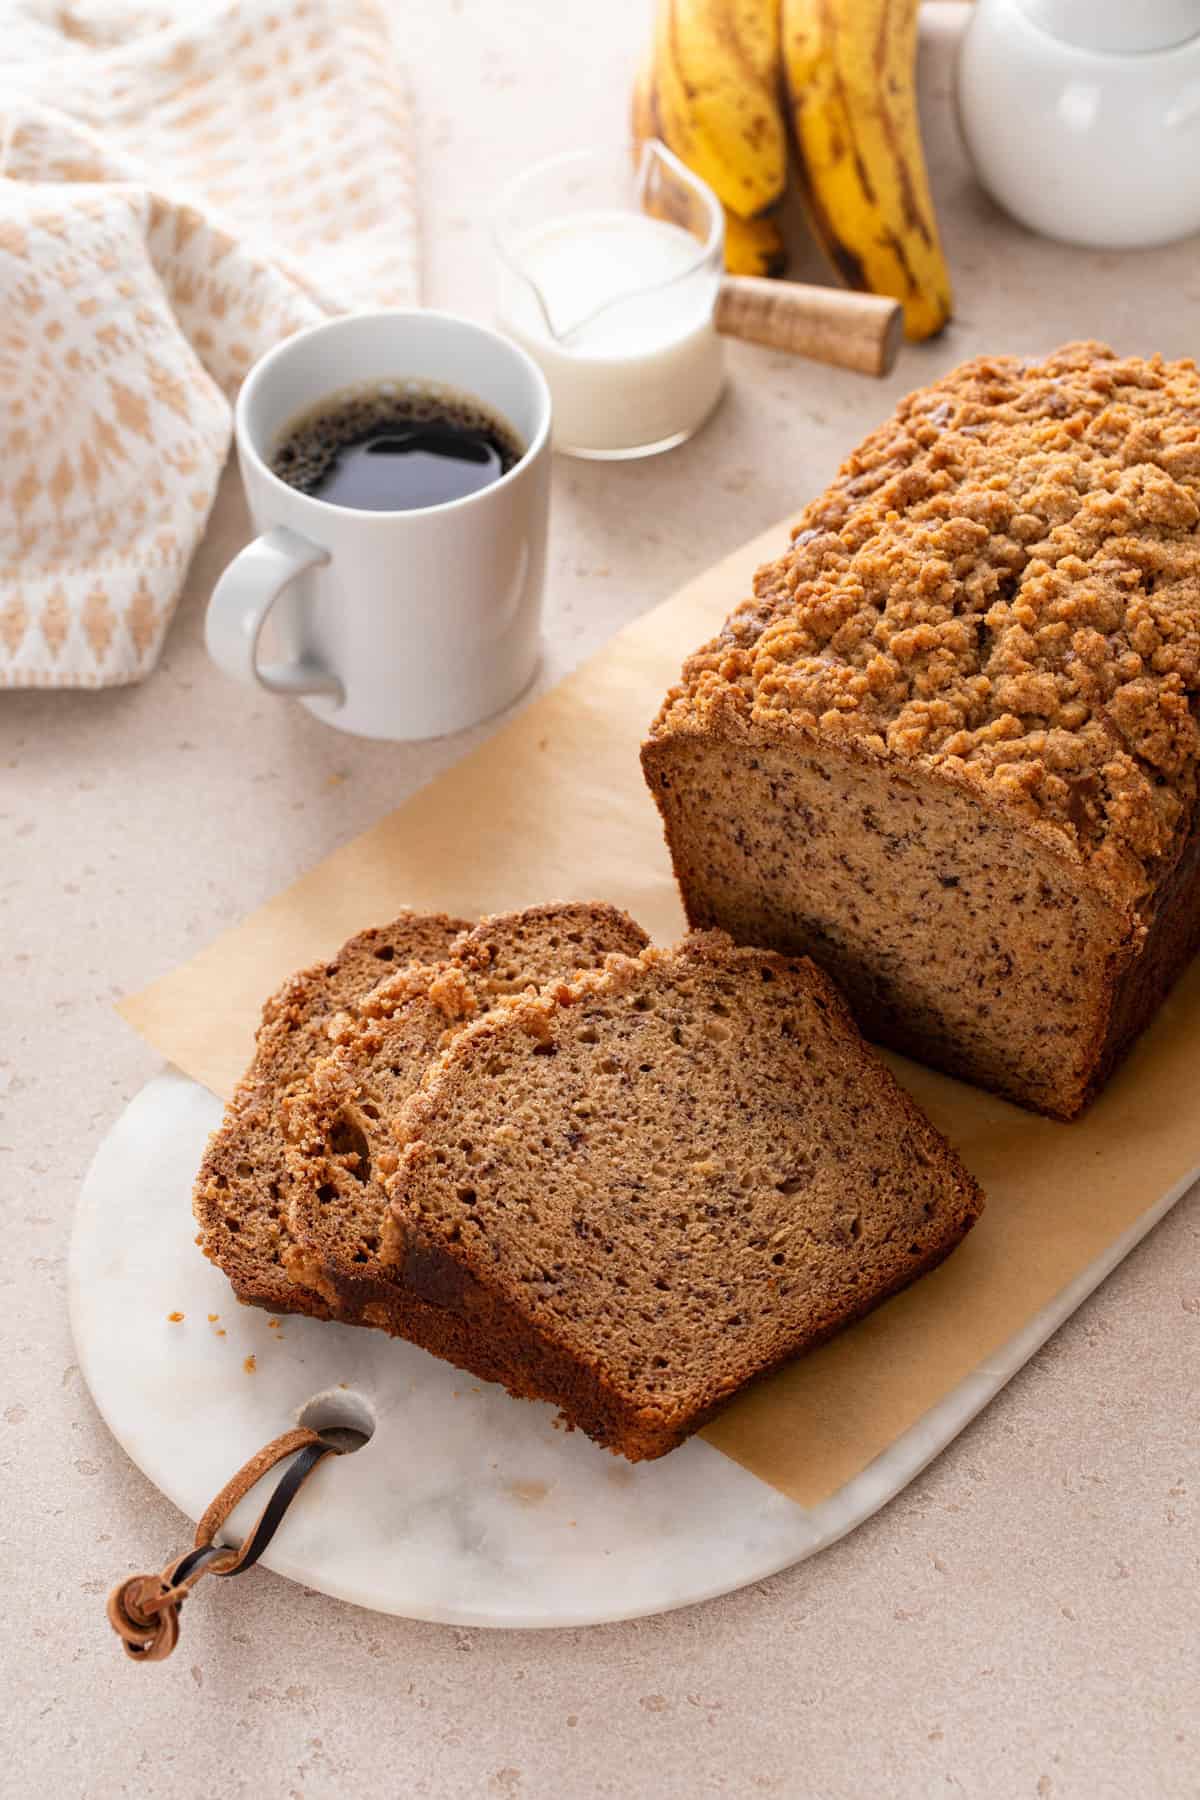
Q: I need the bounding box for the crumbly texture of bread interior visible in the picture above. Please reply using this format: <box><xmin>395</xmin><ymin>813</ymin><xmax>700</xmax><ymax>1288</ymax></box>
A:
<box><xmin>385</xmin><ymin>934</ymin><xmax>984</xmax><ymax>1460</ymax></box>
<box><xmin>644</xmin><ymin>734</ymin><xmax>1130</xmax><ymax>1117</ymax></box>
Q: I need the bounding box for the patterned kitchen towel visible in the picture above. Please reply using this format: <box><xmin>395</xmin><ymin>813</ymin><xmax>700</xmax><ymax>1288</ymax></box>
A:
<box><xmin>0</xmin><ymin>0</ymin><xmax>419</xmax><ymax>688</ymax></box>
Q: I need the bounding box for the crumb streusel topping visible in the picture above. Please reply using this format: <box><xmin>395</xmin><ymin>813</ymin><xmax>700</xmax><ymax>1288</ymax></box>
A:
<box><xmin>656</xmin><ymin>343</ymin><xmax>1200</xmax><ymax>910</ymax></box>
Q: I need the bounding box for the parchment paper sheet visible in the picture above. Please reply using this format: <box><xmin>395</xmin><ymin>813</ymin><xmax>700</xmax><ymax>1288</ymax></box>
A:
<box><xmin>121</xmin><ymin>515</ymin><xmax>1200</xmax><ymax>1506</ymax></box>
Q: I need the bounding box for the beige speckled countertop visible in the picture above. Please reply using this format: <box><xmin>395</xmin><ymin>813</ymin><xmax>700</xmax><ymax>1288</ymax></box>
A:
<box><xmin>4</xmin><ymin>4</ymin><xmax>1198</xmax><ymax>1795</ymax></box>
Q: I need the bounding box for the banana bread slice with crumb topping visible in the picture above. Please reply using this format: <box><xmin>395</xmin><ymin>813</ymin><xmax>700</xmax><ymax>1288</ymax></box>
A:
<box><xmin>644</xmin><ymin>343</ymin><xmax>1200</xmax><ymax>1119</ymax></box>
<box><xmin>193</xmin><ymin>910</ymin><xmax>470</xmax><ymax>1315</ymax></box>
<box><xmin>381</xmin><ymin>933</ymin><xmax>984</xmax><ymax>1461</ymax></box>
<box><xmin>279</xmin><ymin>902</ymin><xmax>650</xmax><ymax>1330</ymax></box>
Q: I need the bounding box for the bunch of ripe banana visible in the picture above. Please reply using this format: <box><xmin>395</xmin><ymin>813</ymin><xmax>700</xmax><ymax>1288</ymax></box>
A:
<box><xmin>633</xmin><ymin>0</ymin><xmax>952</xmax><ymax>340</ymax></box>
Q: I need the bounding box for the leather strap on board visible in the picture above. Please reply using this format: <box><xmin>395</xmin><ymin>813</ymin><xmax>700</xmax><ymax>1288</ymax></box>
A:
<box><xmin>107</xmin><ymin>1427</ymin><xmax>339</xmax><ymax>1663</ymax></box>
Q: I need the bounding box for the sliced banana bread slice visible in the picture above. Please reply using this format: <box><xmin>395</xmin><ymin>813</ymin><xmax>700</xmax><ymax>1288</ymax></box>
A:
<box><xmin>382</xmin><ymin>933</ymin><xmax>985</xmax><ymax>1461</ymax></box>
<box><xmin>280</xmin><ymin>902</ymin><xmax>651</xmax><ymax>1328</ymax></box>
<box><xmin>193</xmin><ymin>910</ymin><xmax>470</xmax><ymax>1315</ymax></box>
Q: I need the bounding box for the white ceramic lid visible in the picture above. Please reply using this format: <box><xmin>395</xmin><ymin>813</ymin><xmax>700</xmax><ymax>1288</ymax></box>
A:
<box><xmin>1018</xmin><ymin>0</ymin><xmax>1200</xmax><ymax>53</ymax></box>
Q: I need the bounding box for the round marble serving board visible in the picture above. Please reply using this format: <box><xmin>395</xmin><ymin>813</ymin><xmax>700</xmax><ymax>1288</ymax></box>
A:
<box><xmin>70</xmin><ymin>1071</ymin><xmax>1198</xmax><ymax>1629</ymax></box>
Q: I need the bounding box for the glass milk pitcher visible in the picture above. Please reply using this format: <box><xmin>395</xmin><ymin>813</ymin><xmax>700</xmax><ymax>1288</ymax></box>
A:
<box><xmin>493</xmin><ymin>143</ymin><xmax>726</xmax><ymax>460</ymax></box>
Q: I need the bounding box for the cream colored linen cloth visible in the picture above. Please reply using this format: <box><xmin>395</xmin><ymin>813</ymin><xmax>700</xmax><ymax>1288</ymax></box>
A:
<box><xmin>0</xmin><ymin>0</ymin><xmax>419</xmax><ymax>688</ymax></box>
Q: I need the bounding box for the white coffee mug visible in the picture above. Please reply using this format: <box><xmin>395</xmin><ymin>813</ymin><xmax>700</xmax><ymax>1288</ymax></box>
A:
<box><xmin>206</xmin><ymin>310</ymin><xmax>552</xmax><ymax>740</ymax></box>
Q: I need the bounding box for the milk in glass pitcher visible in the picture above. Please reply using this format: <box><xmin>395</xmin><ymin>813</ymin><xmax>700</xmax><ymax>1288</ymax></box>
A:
<box><xmin>494</xmin><ymin>143</ymin><xmax>726</xmax><ymax>460</ymax></box>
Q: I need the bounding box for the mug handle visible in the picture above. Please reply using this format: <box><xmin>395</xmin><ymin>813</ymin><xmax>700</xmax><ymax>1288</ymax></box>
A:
<box><xmin>206</xmin><ymin>527</ymin><xmax>344</xmax><ymax>701</ymax></box>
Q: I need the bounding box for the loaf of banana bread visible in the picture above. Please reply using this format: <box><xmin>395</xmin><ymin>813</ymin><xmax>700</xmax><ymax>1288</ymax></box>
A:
<box><xmin>643</xmin><ymin>344</ymin><xmax>1200</xmax><ymax>1119</ymax></box>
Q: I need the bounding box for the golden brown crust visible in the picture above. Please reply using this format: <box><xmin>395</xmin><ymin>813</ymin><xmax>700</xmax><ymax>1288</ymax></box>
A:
<box><xmin>649</xmin><ymin>343</ymin><xmax>1200</xmax><ymax>913</ymax></box>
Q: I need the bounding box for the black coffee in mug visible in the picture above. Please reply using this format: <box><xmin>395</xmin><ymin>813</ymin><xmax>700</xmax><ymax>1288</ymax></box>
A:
<box><xmin>270</xmin><ymin>379</ymin><xmax>524</xmax><ymax>511</ymax></box>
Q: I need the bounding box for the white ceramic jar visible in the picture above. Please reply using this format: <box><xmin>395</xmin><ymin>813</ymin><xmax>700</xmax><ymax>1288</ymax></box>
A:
<box><xmin>956</xmin><ymin>0</ymin><xmax>1200</xmax><ymax>249</ymax></box>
